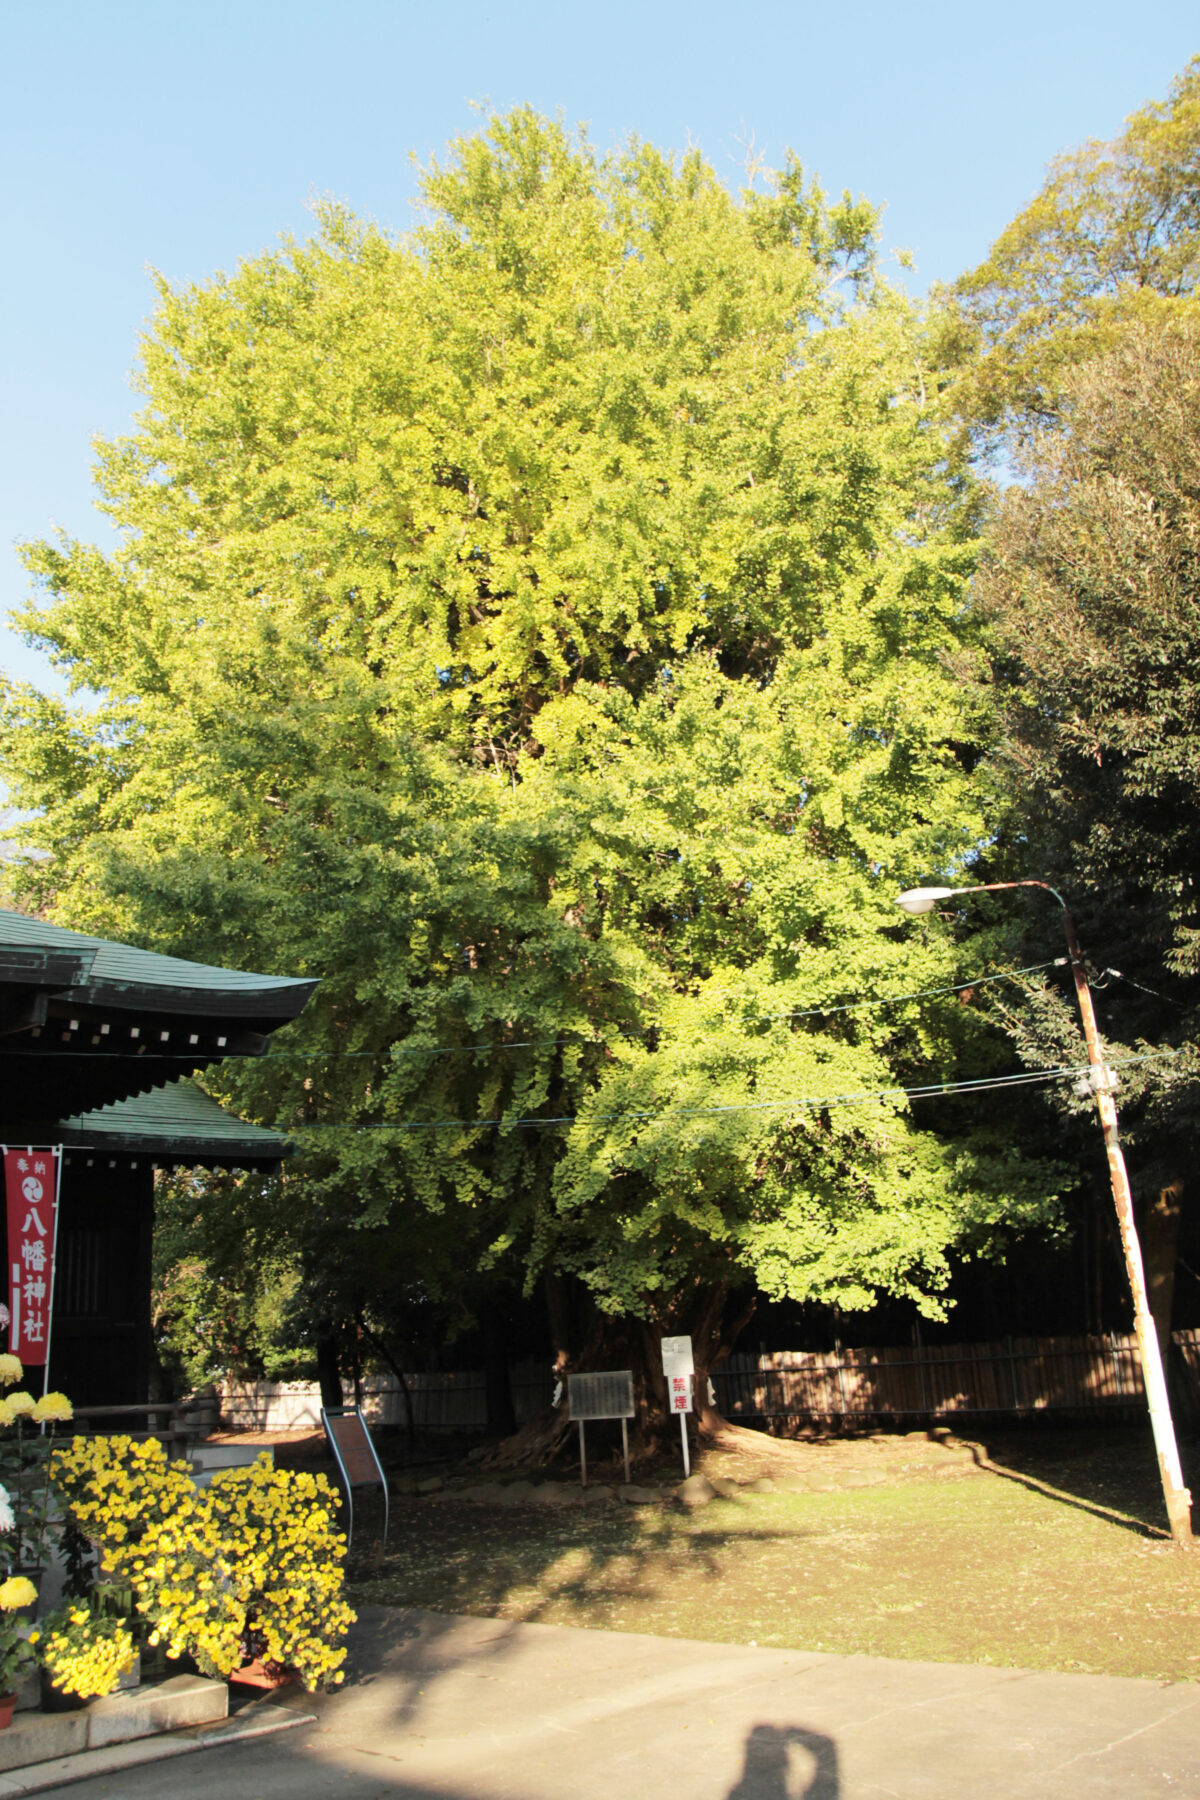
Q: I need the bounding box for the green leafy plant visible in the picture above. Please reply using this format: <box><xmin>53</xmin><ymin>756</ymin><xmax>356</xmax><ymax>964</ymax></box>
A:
<box><xmin>0</xmin><ymin>1577</ymin><xmax>38</xmax><ymax>1696</ymax></box>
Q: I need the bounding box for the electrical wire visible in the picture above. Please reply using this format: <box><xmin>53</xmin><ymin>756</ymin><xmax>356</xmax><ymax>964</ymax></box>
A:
<box><xmin>0</xmin><ymin>958</ymin><xmax>1063</xmax><ymax>1062</ymax></box>
<box><xmin>278</xmin><ymin>1048</ymin><xmax>1180</xmax><ymax>1136</ymax></box>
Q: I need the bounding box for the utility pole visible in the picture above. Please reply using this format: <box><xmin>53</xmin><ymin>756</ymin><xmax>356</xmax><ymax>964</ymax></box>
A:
<box><xmin>897</xmin><ymin>880</ymin><xmax>1193</xmax><ymax>1547</ymax></box>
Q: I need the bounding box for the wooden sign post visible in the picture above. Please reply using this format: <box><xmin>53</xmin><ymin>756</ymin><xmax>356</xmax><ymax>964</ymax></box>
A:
<box><xmin>321</xmin><ymin>1406</ymin><xmax>389</xmax><ymax>1550</ymax></box>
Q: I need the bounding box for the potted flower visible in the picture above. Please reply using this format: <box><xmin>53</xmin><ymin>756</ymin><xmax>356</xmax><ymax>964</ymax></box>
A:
<box><xmin>0</xmin><ymin>1359</ymin><xmax>73</xmax><ymax>1580</ymax></box>
<box><xmin>207</xmin><ymin>1457</ymin><xmax>355</xmax><ymax>1691</ymax></box>
<box><xmin>48</xmin><ymin>1439</ymin><xmax>354</xmax><ymax>1693</ymax></box>
<box><xmin>33</xmin><ymin>1605</ymin><xmax>137</xmax><ymax>1709</ymax></box>
<box><xmin>0</xmin><ymin>1576</ymin><xmax>38</xmax><ymax>1727</ymax></box>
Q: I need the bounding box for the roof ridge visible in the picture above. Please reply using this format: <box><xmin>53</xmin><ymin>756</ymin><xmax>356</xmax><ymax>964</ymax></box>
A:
<box><xmin>0</xmin><ymin>908</ymin><xmax>314</xmax><ymax>993</ymax></box>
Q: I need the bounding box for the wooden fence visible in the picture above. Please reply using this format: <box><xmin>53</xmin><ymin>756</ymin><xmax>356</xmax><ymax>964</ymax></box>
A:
<box><xmin>713</xmin><ymin>1330</ymin><xmax>1200</xmax><ymax>1423</ymax></box>
<box><xmin>218</xmin><ymin>1330</ymin><xmax>1200</xmax><ymax>1433</ymax></box>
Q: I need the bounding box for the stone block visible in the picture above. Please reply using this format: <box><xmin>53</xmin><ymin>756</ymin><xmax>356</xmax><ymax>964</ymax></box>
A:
<box><xmin>618</xmin><ymin>1484</ymin><xmax>663</xmax><ymax>1505</ymax></box>
<box><xmin>745</xmin><ymin>1477</ymin><xmax>777</xmax><ymax>1493</ymax></box>
<box><xmin>87</xmin><ymin>1674</ymin><xmax>228</xmax><ymax>1750</ymax></box>
<box><xmin>189</xmin><ymin>1444</ymin><xmax>272</xmax><ymax>1471</ymax></box>
<box><xmin>12</xmin><ymin>1670</ymin><xmax>39</xmax><ymax>1715</ymax></box>
<box><xmin>675</xmin><ymin>1474</ymin><xmax>715</xmax><ymax>1509</ymax></box>
<box><xmin>415</xmin><ymin>1476</ymin><xmax>444</xmax><ymax>1495</ymax></box>
<box><xmin>528</xmin><ymin>1484</ymin><xmax>580</xmax><ymax>1507</ymax></box>
<box><xmin>493</xmin><ymin>1481</ymin><xmax>535</xmax><ymax>1504</ymax></box>
<box><xmin>0</xmin><ymin>1709</ymin><xmax>87</xmax><ymax>1774</ymax></box>
<box><xmin>707</xmin><ymin>1476</ymin><xmax>741</xmax><ymax>1500</ymax></box>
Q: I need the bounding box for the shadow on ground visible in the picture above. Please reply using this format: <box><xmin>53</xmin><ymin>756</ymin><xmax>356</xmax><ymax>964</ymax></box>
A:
<box><xmin>972</xmin><ymin>1422</ymin><xmax>1200</xmax><ymax>1538</ymax></box>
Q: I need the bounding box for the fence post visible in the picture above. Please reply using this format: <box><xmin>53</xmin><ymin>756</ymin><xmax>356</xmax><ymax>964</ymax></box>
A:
<box><xmin>1006</xmin><ymin>1335</ymin><xmax>1022</xmax><ymax>1413</ymax></box>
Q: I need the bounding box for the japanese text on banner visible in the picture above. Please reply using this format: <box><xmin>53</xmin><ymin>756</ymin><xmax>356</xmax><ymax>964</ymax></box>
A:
<box><xmin>2</xmin><ymin>1149</ymin><xmax>60</xmax><ymax>1366</ymax></box>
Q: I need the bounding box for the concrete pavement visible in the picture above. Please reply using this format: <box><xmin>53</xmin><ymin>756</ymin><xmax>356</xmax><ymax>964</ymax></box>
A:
<box><xmin>42</xmin><ymin>1605</ymin><xmax>1200</xmax><ymax>1798</ymax></box>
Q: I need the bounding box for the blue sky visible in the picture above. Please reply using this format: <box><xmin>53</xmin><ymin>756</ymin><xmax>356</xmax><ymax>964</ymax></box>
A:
<box><xmin>2</xmin><ymin>1</ymin><xmax>1196</xmax><ymax>694</ymax></box>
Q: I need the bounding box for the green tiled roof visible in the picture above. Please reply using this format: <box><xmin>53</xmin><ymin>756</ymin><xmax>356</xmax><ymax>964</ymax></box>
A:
<box><xmin>58</xmin><ymin>1079</ymin><xmax>292</xmax><ymax>1167</ymax></box>
<box><xmin>1</xmin><ymin>907</ymin><xmax>309</xmax><ymax>1008</ymax></box>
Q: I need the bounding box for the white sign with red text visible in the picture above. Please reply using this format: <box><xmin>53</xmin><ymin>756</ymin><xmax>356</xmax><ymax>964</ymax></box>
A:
<box><xmin>668</xmin><ymin>1373</ymin><xmax>692</xmax><ymax>1414</ymax></box>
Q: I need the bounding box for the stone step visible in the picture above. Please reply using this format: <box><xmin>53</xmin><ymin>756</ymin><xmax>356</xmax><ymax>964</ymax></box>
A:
<box><xmin>0</xmin><ymin>1675</ymin><xmax>228</xmax><ymax>1773</ymax></box>
<box><xmin>187</xmin><ymin>1444</ymin><xmax>274</xmax><ymax>1472</ymax></box>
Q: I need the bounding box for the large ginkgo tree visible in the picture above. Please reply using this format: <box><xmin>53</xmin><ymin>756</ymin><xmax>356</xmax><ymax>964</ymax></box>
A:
<box><xmin>3</xmin><ymin>110</ymin><xmax>1058</xmax><ymax>1440</ymax></box>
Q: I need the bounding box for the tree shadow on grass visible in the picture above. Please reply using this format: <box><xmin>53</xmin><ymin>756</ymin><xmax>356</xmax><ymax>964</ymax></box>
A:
<box><xmin>348</xmin><ymin>1497</ymin><xmax>816</xmax><ymax>1629</ymax></box>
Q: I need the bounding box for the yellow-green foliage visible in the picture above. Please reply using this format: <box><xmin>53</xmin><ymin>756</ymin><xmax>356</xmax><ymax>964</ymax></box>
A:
<box><xmin>951</xmin><ymin>56</ymin><xmax>1200</xmax><ymax>437</ymax></box>
<box><xmin>49</xmin><ymin>1438</ymin><xmax>354</xmax><ymax>1689</ymax></box>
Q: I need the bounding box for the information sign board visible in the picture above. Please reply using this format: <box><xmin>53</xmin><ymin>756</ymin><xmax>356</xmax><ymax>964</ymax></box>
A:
<box><xmin>566</xmin><ymin>1371</ymin><xmax>634</xmax><ymax>1487</ymax></box>
<box><xmin>321</xmin><ymin>1406</ymin><xmax>389</xmax><ymax>1550</ymax></box>
<box><xmin>568</xmin><ymin>1370</ymin><xmax>635</xmax><ymax>1421</ymax></box>
<box><xmin>661</xmin><ymin>1336</ymin><xmax>695</xmax><ymax>1476</ymax></box>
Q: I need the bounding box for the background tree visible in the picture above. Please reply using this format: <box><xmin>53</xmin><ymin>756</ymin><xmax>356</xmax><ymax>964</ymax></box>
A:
<box><xmin>970</xmin><ymin>320</ymin><xmax>1200</xmax><ymax>1372</ymax></box>
<box><xmin>947</xmin><ymin>57</ymin><xmax>1200</xmax><ymax>445</ymax></box>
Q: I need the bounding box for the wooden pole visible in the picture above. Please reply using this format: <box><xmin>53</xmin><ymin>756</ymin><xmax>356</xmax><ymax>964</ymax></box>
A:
<box><xmin>1060</xmin><ymin>904</ymin><xmax>1193</xmax><ymax>1545</ymax></box>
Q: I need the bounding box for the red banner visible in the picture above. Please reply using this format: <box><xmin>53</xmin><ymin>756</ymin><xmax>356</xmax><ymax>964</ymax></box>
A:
<box><xmin>3</xmin><ymin>1148</ymin><xmax>60</xmax><ymax>1368</ymax></box>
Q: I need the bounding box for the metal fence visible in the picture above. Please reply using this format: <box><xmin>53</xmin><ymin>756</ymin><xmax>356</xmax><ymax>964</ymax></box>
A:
<box><xmin>218</xmin><ymin>1330</ymin><xmax>1200</xmax><ymax>1433</ymax></box>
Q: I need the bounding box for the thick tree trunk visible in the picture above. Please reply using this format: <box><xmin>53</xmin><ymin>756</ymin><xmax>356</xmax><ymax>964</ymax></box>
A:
<box><xmin>1141</xmin><ymin>1177</ymin><xmax>1193</xmax><ymax>1422</ymax></box>
<box><xmin>316</xmin><ymin>1327</ymin><xmax>344</xmax><ymax>1412</ymax></box>
<box><xmin>358</xmin><ymin>1320</ymin><xmax>417</xmax><ymax>1442</ymax></box>
<box><xmin>484</xmin><ymin>1276</ymin><xmax>756</xmax><ymax>1471</ymax></box>
<box><xmin>482</xmin><ymin>1297</ymin><xmax>517</xmax><ymax>1436</ymax></box>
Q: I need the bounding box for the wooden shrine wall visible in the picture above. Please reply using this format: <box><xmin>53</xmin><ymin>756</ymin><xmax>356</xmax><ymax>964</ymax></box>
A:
<box><xmin>46</xmin><ymin>1162</ymin><xmax>154</xmax><ymax>1407</ymax></box>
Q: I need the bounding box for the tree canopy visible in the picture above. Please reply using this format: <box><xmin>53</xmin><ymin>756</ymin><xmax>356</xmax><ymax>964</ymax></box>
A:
<box><xmin>975</xmin><ymin>321</ymin><xmax>1200</xmax><ymax>1172</ymax></box>
<box><xmin>948</xmin><ymin>57</ymin><xmax>1200</xmax><ymax>443</ymax></box>
<box><xmin>3</xmin><ymin>111</ymin><xmax>1058</xmax><ymax>1397</ymax></box>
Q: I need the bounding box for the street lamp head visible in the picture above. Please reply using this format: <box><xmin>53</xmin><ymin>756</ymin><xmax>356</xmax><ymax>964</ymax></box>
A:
<box><xmin>895</xmin><ymin>886</ymin><xmax>957</xmax><ymax>916</ymax></box>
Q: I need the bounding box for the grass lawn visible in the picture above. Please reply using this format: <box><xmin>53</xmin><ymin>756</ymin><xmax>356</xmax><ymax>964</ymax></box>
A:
<box><xmin>347</xmin><ymin>1425</ymin><xmax>1200</xmax><ymax>1683</ymax></box>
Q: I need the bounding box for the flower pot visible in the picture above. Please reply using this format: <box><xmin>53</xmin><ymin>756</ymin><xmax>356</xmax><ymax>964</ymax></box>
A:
<box><xmin>0</xmin><ymin>1692</ymin><xmax>15</xmax><ymax>1730</ymax></box>
<box><xmin>39</xmin><ymin>1671</ymin><xmax>86</xmax><ymax>1713</ymax></box>
<box><xmin>139</xmin><ymin>1644</ymin><xmax>197</xmax><ymax>1683</ymax></box>
<box><xmin>117</xmin><ymin>1651</ymin><xmax>141</xmax><ymax>1692</ymax></box>
<box><xmin>230</xmin><ymin>1657</ymin><xmax>295</xmax><ymax>1691</ymax></box>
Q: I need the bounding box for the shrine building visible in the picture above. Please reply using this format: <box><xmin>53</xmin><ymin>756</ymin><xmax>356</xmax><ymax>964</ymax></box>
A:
<box><xmin>0</xmin><ymin>909</ymin><xmax>314</xmax><ymax>1404</ymax></box>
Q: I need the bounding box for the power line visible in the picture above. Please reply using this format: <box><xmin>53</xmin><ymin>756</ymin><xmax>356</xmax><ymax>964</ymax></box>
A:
<box><xmin>0</xmin><ymin>959</ymin><xmax>1063</xmax><ymax>1062</ymax></box>
<box><xmin>281</xmin><ymin>1049</ymin><xmax>1177</xmax><ymax>1136</ymax></box>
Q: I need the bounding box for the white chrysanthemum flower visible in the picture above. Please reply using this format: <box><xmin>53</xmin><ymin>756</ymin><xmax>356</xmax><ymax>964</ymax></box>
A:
<box><xmin>0</xmin><ymin>1484</ymin><xmax>13</xmax><ymax>1534</ymax></box>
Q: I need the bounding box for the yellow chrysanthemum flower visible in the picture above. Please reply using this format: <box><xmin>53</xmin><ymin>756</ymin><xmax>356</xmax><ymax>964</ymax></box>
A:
<box><xmin>0</xmin><ymin>1355</ymin><xmax>23</xmax><ymax>1387</ymax></box>
<box><xmin>0</xmin><ymin>1576</ymin><xmax>37</xmax><ymax>1611</ymax></box>
<box><xmin>6</xmin><ymin>1391</ymin><xmax>35</xmax><ymax>1419</ymax></box>
<box><xmin>32</xmin><ymin>1391</ymin><xmax>72</xmax><ymax>1424</ymax></box>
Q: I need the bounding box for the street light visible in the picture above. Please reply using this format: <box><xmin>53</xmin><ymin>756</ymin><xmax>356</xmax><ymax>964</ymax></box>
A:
<box><xmin>897</xmin><ymin>878</ymin><xmax>1194</xmax><ymax>1548</ymax></box>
